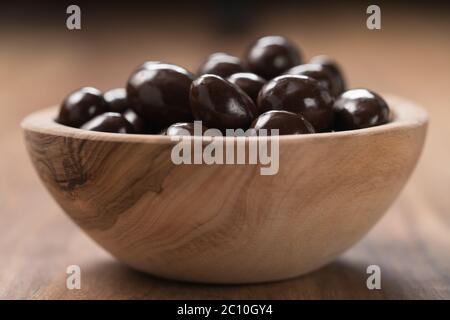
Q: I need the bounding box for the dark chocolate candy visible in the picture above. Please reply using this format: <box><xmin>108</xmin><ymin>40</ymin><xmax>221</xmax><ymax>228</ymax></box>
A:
<box><xmin>250</xmin><ymin>110</ymin><xmax>315</xmax><ymax>135</ymax></box>
<box><xmin>244</xmin><ymin>36</ymin><xmax>302</xmax><ymax>80</ymax></box>
<box><xmin>57</xmin><ymin>87</ymin><xmax>107</xmax><ymax>128</ymax></box>
<box><xmin>123</xmin><ymin>109</ymin><xmax>145</xmax><ymax>133</ymax></box>
<box><xmin>103</xmin><ymin>88</ymin><xmax>129</xmax><ymax>113</ymax></box>
<box><xmin>198</xmin><ymin>53</ymin><xmax>245</xmax><ymax>78</ymax></box>
<box><xmin>227</xmin><ymin>72</ymin><xmax>266</xmax><ymax>103</ymax></box>
<box><xmin>285</xmin><ymin>63</ymin><xmax>341</xmax><ymax>96</ymax></box>
<box><xmin>190</xmin><ymin>75</ymin><xmax>257</xmax><ymax>132</ymax></box>
<box><xmin>257</xmin><ymin>75</ymin><xmax>334</xmax><ymax>132</ymax></box>
<box><xmin>333</xmin><ymin>89</ymin><xmax>390</xmax><ymax>131</ymax></box>
<box><xmin>162</xmin><ymin>122</ymin><xmax>207</xmax><ymax>136</ymax></box>
<box><xmin>127</xmin><ymin>63</ymin><xmax>194</xmax><ymax>130</ymax></box>
<box><xmin>309</xmin><ymin>55</ymin><xmax>346</xmax><ymax>95</ymax></box>
<box><xmin>80</xmin><ymin>112</ymin><xmax>135</xmax><ymax>133</ymax></box>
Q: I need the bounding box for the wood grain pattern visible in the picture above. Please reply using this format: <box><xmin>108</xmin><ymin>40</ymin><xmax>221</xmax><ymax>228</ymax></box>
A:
<box><xmin>21</xmin><ymin>98</ymin><xmax>427</xmax><ymax>284</ymax></box>
<box><xmin>1</xmin><ymin>3</ymin><xmax>450</xmax><ymax>298</ymax></box>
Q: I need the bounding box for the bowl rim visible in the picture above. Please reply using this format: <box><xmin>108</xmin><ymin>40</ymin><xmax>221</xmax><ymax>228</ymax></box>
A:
<box><xmin>21</xmin><ymin>94</ymin><xmax>428</xmax><ymax>144</ymax></box>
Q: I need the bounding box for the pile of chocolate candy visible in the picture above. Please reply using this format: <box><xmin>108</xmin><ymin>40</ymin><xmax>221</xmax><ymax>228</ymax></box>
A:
<box><xmin>56</xmin><ymin>35</ymin><xmax>390</xmax><ymax>136</ymax></box>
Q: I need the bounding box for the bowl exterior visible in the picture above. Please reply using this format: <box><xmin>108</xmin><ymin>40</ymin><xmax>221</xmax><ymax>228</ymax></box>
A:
<box><xmin>22</xmin><ymin>98</ymin><xmax>427</xmax><ymax>283</ymax></box>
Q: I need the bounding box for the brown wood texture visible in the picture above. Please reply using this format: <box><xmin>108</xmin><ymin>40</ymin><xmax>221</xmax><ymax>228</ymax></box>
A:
<box><xmin>1</xmin><ymin>4</ymin><xmax>450</xmax><ymax>298</ymax></box>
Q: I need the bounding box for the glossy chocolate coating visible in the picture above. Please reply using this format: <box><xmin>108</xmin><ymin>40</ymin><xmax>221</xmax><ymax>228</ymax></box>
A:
<box><xmin>103</xmin><ymin>88</ymin><xmax>129</xmax><ymax>113</ymax></box>
<box><xmin>244</xmin><ymin>36</ymin><xmax>302</xmax><ymax>80</ymax></box>
<box><xmin>257</xmin><ymin>75</ymin><xmax>334</xmax><ymax>132</ymax></box>
<box><xmin>309</xmin><ymin>55</ymin><xmax>346</xmax><ymax>95</ymax></box>
<box><xmin>227</xmin><ymin>72</ymin><xmax>266</xmax><ymax>103</ymax></box>
<box><xmin>250</xmin><ymin>110</ymin><xmax>315</xmax><ymax>135</ymax></box>
<box><xmin>127</xmin><ymin>63</ymin><xmax>194</xmax><ymax>130</ymax></box>
<box><xmin>285</xmin><ymin>63</ymin><xmax>340</xmax><ymax>96</ymax></box>
<box><xmin>198</xmin><ymin>53</ymin><xmax>245</xmax><ymax>78</ymax></box>
<box><xmin>123</xmin><ymin>109</ymin><xmax>145</xmax><ymax>133</ymax></box>
<box><xmin>162</xmin><ymin>122</ymin><xmax>207</xmax><ymax>136</ymax></box>
<box><xmin>333</xmin><ymin>89</ymin><xmax>390</xmax><ymax>131</ymax></box>
<box><xmin>135</xmin><ymin>60</ymin><xmax>162</xmax><ymax>71</ymax></box>
<box><xmin>81</xmin><ymin>112</ymin><xmax>135</xmax><ymax>133</ymax></box>
<box><xmin>57</xmin><ymin>87</ymin><xmax>107</xmax><ymax>128</ymax></box>
<box><xmin>190</xmin><ymin>75</ymin><xmax>257</xmax><ymax>131</ymax></box>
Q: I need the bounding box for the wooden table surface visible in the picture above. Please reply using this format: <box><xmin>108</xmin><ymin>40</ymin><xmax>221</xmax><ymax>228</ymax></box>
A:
<box><xmin>1</xmin><ymin>4</ymin><xmax>449</xmax><ymax>299</ymax></box>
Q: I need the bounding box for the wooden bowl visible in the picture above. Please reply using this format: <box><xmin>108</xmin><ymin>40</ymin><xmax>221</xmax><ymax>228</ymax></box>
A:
<box><xmin>22</xmin><ymin>95</ymin><xmax>428</xmax><ymax>284</ymax></box>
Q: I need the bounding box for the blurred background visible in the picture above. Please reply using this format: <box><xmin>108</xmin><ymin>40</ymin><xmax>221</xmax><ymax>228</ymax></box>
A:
<box><xmin>1</xmin><ymin>0</ymin><xmax>450</xmax><ymax>299</ymax></box>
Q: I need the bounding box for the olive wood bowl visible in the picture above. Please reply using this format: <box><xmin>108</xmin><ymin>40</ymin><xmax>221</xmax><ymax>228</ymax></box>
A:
<box><xmin>21</xmin><ymin>95</ymin><xmax>428</xmax><ymax>284</ymax></box>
